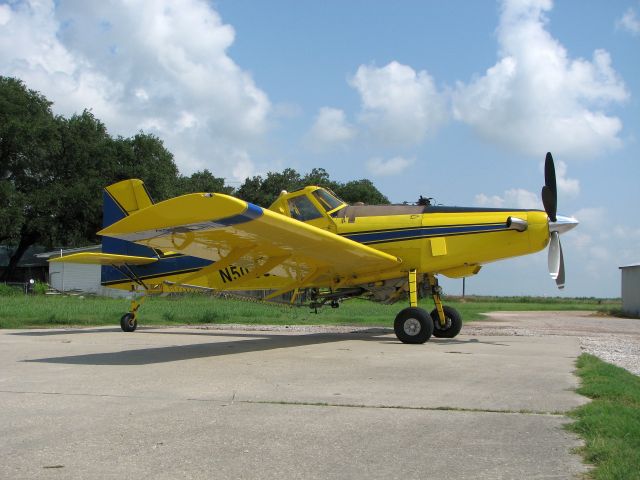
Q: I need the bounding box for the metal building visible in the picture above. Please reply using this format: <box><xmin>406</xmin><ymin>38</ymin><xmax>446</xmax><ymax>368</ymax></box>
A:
<box><xmin>37</xmin><ymin>246</ymin><xmax>128</xmax><ymax>298</ymax></box>
<box><xmin>620</xmin><ymin>263</ymin><xmax>640</xmax><ymax>316</ymax></box>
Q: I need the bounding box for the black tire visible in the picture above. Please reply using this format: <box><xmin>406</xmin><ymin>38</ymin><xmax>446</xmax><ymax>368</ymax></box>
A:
<box><xmin>120</xmin><ymin>313</ymin><xmax>137</xmax><ymax>332</ymax></box>
<box><xmin>394</xmin><ymin>307</ymin><xmax>433</xmax><ymax>344</ymax></box>
<box><xmin>431</xmin><ymin>306</ymin><xmax>462</xmax><ymax>338</ymax></box>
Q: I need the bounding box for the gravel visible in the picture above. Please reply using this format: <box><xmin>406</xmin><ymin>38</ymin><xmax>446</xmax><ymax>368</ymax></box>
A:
<box><xmin>465</xmin><ymin>311</ymin><xmax>640</xmax><ymax>377</ymax></box>
<box><xmin>579</xmin><ymin>335</ymin><xmax>640</xmax><ymax>376</ymax></box>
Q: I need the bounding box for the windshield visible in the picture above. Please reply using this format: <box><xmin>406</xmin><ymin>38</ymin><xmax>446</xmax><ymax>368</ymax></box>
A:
<box><xmin>312</xmin><ymin>189</ymin><xmax>345</xmax><ymax>212</ymax></box>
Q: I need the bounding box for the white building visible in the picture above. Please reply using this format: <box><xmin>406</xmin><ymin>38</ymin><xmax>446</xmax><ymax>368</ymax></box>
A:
<box><xmin>37</xmin><ymin>246</ymin><xmax>128</xmax><ymax>298</ymax></box>
<box><xmin>620</xmin><ymin>263</ymin><xmax>640</xmax><ymax>316</ymax></box>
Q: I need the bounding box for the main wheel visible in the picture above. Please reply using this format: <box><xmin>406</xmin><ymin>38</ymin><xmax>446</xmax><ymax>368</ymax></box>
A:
<box><xmin>431</xmin><ymin>306</ymin><xmax>462</xmax><ymax>338</ymax></box>
<box><xmin>394</xmin><ymin>307</ymin><xmax>433</xmax><ymax>344</ymax></box>
<box><xmin>120</xmin><ymin>313</ymin><xmax>137</xmax><ymax>332</ymax></box>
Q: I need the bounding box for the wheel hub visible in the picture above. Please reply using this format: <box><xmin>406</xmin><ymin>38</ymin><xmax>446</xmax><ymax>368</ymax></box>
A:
<box><xmin>435</xmin><ymin>317</ymin><xmax>451</xmax><ymax>330</ymax></box>
<box><xmin>403</xmin><ymin>318</ymin><xmax>422</xmax><ymax>336</ymax></box>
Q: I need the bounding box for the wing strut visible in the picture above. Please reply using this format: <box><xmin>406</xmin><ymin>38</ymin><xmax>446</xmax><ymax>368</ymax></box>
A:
<box><xmin>112</xmin><ymin>263</ymin><xmax>150</xmax><ymax>290</ymax></box>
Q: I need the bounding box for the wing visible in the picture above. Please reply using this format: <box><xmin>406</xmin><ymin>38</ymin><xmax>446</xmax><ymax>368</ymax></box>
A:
<box><xmin>98</xmin><ymin>192</ymin><xmax>402</xmax><ymax>294</ymax></box>
<box><xmin>48</xmin><ymin>252</ymin><xmax>158</xmax><ymax>266</ymax></box>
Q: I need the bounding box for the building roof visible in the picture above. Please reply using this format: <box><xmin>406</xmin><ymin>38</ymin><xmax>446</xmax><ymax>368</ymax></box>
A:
<box><xmin>620</xmin><ymin>262</ymin><xmax>640</xmax><ymax>269</ymax></box>
<box><xmin>35</xmin><ymin>245</ymin><xmax>101</xmax><ymax>260</ymax></box>
<box><xmin>0</xmin><ymin>245</ymin><xmax>50</xmax><ymax>268</ymax></box>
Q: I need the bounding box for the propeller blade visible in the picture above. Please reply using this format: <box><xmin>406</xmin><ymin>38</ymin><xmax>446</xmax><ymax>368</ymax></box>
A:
<box><xmin>544</xmin><ymin>152</ymin><xmax>557</xmax><ymax>191</ymax></box>
<box><xmin>541</xmin><ymin>186</ymin><xmax>557</xmax><ymax>223</ymax></box>
<box><xmin>542</xmin><ymin>152</ymin><xmax>557</xmax><ymax>222</ymax></box>
<box><xmin>556</xmin><ymin>240</ymin><xmax>565</xmax><ymax>289</ymax></box>
<box><xmin>548</xmin><ymin>231</ymin><xmax>561</xmax><ymax>280</ymax></box>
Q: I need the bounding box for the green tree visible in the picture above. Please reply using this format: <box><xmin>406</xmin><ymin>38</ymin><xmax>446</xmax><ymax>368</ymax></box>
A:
<box><xmin>236</xmin><ymin>168</ymin><xmax>302</xmax><ymax>206</ymax></box>
<box><xmin>176</xmin><ymin>169</ymin><xmax>233</xmax><ymax>196</ymax></box>
<box><xmin>0</xmin><ymin>77</ymin><xmax>184</xmax><ymax>280</ymax></box>
<box><xmin>236</xmin><ymin>167</ymin><xmax>389</xmax><ymax>207</ymax></box>
<box><xmin>0</xmin><ymin>77</ymin><xmax>58</xmax><ymax>279</ymax></box>
<box><xmin>0</xmin><ymin>180</ymin><xmax>23</xmax><ymax>242</ymax></box>
<box><xmin>106</xmin><ymin>133</ymin><xmax>180</xmax><ymax>201</ymax></box>
<box><xmin>334</xmin><ymin>179</ymin><xmax>389</xmax><ymax>204</ymax></box>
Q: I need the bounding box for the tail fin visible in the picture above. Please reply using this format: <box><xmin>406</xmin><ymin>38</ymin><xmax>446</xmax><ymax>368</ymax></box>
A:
<box><xmin>103</xmin><ymin>179</ymin><xmax>154</xmax><ymax>228</ymax></box>
<box><xmin>102</xmin><ymin>179</ymin><xmax>156</xmax><ymax>258</ymax></box>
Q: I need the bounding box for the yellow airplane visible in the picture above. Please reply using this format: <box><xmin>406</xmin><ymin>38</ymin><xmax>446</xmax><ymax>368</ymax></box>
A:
<box><xmin>51</xmin><ymin>152</ymin><xmax>578</xmax><ymax>344</ymax></box>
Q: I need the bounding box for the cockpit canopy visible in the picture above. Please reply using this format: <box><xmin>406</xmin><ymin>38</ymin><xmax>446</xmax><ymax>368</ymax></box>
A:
<box><xmin>269</xmin><ymin>186</ymin><xmax>347</xmax><ymax>222</ymax></box>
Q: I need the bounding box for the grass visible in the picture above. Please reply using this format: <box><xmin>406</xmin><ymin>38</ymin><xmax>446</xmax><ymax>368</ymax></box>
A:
<box><xmin>0</xmin><ymin>292</ymin><xmax>619</xmax><ymax>329</ymax></box>
<box><xmin>568</xmin><ymin>354</ymin><xmax>640</xmax><ymax>480</ymax></box>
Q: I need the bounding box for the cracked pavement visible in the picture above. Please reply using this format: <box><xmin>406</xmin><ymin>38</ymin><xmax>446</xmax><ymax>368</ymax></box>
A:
<box><xmin>0</xmin><ymin>316</ymin><xmax>592</xmax><ymax>479</ymax></box>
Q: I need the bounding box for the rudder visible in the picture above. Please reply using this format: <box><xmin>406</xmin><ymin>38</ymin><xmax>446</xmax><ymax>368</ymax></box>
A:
<box><xmin>103</xmin><ymin>179</ymin><xmax>154</xmax><ymax>228</ymax></box>
<box><xmin>102</xmin><ymin>179</ymin><xmax>156</xmax><ymax>258</ymax></box>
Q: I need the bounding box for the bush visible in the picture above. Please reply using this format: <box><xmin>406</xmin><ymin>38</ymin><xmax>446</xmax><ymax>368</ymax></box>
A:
<box><xmin>34</xmin><ymin>281</ymin><xmax>48</xmax><ymax>295</ymax></box>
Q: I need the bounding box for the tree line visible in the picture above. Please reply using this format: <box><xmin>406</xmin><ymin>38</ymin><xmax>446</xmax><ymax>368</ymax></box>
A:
<box><xmin>0</xmin><ymin>77</ymin><xmax>388</xmax><ymax>280</ymax></box>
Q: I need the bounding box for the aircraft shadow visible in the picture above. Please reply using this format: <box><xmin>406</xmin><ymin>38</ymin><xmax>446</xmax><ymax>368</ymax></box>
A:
<box><xmin>429</xmin><ymin>338</ymin><xmax>510</xmax><ymax>347</ymax></box>
<box><xmin>12</xmin><ymin>328</ymin><xmax>123</xmax><ymax>336</ymax></box>
<box><xmin>23</xmin><ymin>330</ymin><xmax>392</xmax><ymax>366</ymax></box>
<box><xmin>11</xmin><ymin>326</ymin><xmax>391</xmax><ymax>337</ymax></box>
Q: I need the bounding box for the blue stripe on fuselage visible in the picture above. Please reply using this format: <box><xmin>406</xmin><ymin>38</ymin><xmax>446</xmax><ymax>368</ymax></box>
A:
<box><xmin>342</xmin><ymin>223</ymin><xmax>507</xmax><ymax>245</ymax></box>
<box><xmin>101</xmin><ymin>254</ymin><xmax>213</xmax><ymax>285</ymax></box>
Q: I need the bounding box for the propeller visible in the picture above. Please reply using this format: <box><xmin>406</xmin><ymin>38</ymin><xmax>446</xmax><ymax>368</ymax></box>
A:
<box><xmin>542</xmin><ymin>152</ymin><xmax>577</xmax><ymax>289</ymax></box>
<box><xmin>541</xmin><ymin>152</ymin><xmax>557</xmax><ymax>223</ymax></box>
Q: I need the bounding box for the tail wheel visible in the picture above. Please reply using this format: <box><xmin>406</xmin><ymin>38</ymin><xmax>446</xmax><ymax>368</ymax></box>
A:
<box><xmin>394</xmin><ymin>307</ymin><xmax>433</xmax><ymax>344</ymax></box>
<box><xmin>120</xmin><ymin>313</ymin><xmax>137</xmax><ymax>332</ymax></box>
<box><xmin>431</xmin><ymin>306</ymin><xmax>462</xmax><ymax>338</ymax></box>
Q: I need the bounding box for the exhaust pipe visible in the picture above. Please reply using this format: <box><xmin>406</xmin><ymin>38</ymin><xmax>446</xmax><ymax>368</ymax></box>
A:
<box><xmin>506</xmin><ymin>216</ymin><xmax>528</xmax><ymax>232</ymax></box>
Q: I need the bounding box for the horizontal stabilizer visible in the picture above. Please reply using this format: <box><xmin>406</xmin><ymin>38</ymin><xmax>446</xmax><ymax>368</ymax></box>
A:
<box><xmin>48</xmin><ymin>252</ymin><xmax>158</xmax><ymax>266</ymax></box>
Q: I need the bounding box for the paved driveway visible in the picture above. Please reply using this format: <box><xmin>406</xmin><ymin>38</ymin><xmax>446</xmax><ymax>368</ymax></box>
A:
<box><xmin>0</xmin><ymin>315</ymin><xmax>591</xmax><ymax>479</ymax></box>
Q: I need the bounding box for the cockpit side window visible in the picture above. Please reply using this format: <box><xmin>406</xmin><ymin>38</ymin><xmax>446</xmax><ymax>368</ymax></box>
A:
<box><xmin>287</xmin><ymin>195</ymin><xmax>323</xmax><ymax>221</ymax></box>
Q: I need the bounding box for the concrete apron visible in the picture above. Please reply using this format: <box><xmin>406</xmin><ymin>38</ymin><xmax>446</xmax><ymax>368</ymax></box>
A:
<box><xmin>0</xmin><ymin>326</ymin><xmax>588</xmax><ymax>479</ymax></box>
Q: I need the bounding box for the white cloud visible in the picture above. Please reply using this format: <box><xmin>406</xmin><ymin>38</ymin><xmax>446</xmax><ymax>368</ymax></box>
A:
<box><xmin>554</xmin><ymin>160</ymin><xmax>580</xmax><ymax>197</ymax></box>
<box><xmin>569</xmin><ymin>232</ymin><xmax>592</xmax><ymax>250</ymax></box>
<box><xmin>350</xmin><ymin>61</ymin><xmax>447</xmax><ymax>146</ymax></box>
<box><xmin>572</xmin><ymin>207</ymin><xmax>605</xmax><ymax>230</ymax></box>
<box><xmin>0</xmin><ymin>4</ymin><xmax>11</xmax><ymax>25</ymax></box>
<box><xmin>617</xmin><ymin>7</ymin><xmax>640</xmax><ymax>36</ymax></box>
<box><xmin>453</xmin><ymin>0</ymin><xmax>628</xmax><ymax>158</ymax></box>
<box><xmin>306</xmin><ymin>107</ymin><xmax>355</xmax><ymax>149</ymax></box>
<box><xmin>366</xmin><ymin>156</ymin><xmax>414</xmax><ymax>176</ymax></box>
<box><xmin>613</xmin><ymin>225</ymin><xmax>640</xmax><ymax>240</ymax></box>
<box><xmin>474</xmin><ymin>188</ymin><xmax>541</xmax><ymax>209</ymax></box>
<box><xmin>0</xmin><ymin>0</ymin><xmax>270</xmax><ymax>180</ymax></box>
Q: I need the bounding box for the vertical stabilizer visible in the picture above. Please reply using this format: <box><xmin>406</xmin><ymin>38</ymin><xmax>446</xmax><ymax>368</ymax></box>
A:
<box><xmin>103</xmin><ymin>179</ymin><xmax>154</xmax><ymax>228</ymax></box>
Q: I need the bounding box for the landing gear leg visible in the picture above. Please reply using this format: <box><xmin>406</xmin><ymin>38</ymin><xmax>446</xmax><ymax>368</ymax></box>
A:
<box><xmin>111</xmin><ymin>264</ymin><xmax>151</xmax><ymax>333</ymax></box>
<box><xmin>393</xmin><ymin>270</ymin><xmax>433</xmax><ymax>344</ymax></box>
<box><xmin>120</xmin><ymin>289</ymin><xmax>146</xmax><ymax>333</ymax></box>
<box><xmin>427</xmin><ymin>274</ymin><xmax>462</xmax><ymax>338</ymax></box>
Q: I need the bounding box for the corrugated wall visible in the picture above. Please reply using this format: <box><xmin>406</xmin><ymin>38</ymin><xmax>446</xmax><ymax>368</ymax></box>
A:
<box><xmin>621</xmin><ymin>266</ymin><xmax>640</xmax><ymax>315</ymax></box>
<box><xmin>49</xmin><ymin>263</ymin><xmax>128</xmax><ymax>298</ymax></box>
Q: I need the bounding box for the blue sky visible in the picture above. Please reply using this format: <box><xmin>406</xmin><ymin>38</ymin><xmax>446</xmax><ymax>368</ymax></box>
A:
<box><xmin>1</xmin><ymin>0</ymin><xmax>638</xmax><ymax>297</ymax></box>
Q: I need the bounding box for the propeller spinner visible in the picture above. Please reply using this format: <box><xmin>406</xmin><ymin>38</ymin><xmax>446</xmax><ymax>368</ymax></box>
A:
<box><xmin>542</xmin><ymin>152</ymin><xmax>578</xmax><ymax>289</ymax></box>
